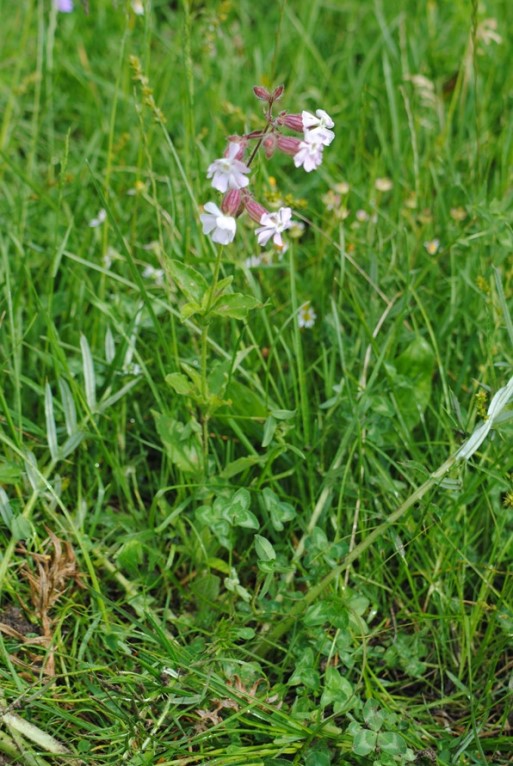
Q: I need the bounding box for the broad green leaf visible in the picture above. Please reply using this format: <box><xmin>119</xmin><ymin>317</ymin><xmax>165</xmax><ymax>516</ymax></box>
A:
<box><xmin>180</xmin><ymin>300</ymin><xmax>202</xmax><ymax>320</ymax></box>
<box><xmin>210</xmin><ymin>292</ymin><xmax>260</xmax><ymax>320</ymax></box>
<box><xmin>392</xmin><ymin>336</ymin><xmax>435</xmax><ymax>432</ymax></box>
<box><xmin>262</xmin><ymin>487</ymin><xmax>296</xmax><ymax>531</ymax></box>
<box><xmin>153</xmin><ymin>412</ymin><xmax>203</xmax><ymax>474</ymax></box>
<box><xmin>363</xmin><ymin>699</ymin><xmax>386</xmax><ymax>732</ymax></box>
<box><xmin>262</xmin><ymin>415</ymin><xmax>277</xmax><ymax>447</ymax></box>
<box><xmin>377</xmin><ymin>731</ymin><xmax>407</xmax><ymax>755</ymax></box>
<box><xmin>304</xmin><ymin>599</ymin><xmax>348</xmax><ymax>630</ymax></box>
<box><xmin>287</xmin><ymin>648</ymin><xmax>320</xmax><ymax>691</ymax></box>
<box><xmin>254</xmin><ymin>534</ymin><xmax>276</xmax><ymax>561</ymax></box>
<box><xmin>212</xmin><ymin>275</ymin><xmax>233</xmax><ymax>294</ymax></box>
<box><xmin>0</xmin><ymin>462</ymin><xmax>22</xmax><ymax>484</ymax></box>
<box><xmin>196</xmin><ymin>504</ymin><xmax>233</xmax><ymax>549</ymax></box>
<box><xmin>11</xmin><ymin>516</ymin><xmax>33</xmax><ymax>543</ymax></box>
<box><xmin>222</xmin><ymin>488</ymin><xmax>259</xmax><ymax>529</ymax></box>
<box><xmin>320</xmin><ymin>667</ymin><xmax>354</xmax><ymax>713</ymax></box>
<box><xmin>352</xmin><ymin>727</ymin><xmax>378</xmax><ymax>756</ymax></box>
<box><xmin>165</xmin><ymin>373</ymin><xmax>194</xmax><ymax>396</ymax></box>
<box><xmin>167</xmin><ymin>260</ymin><xmax>208</xmax><ymax>303</ymax></box>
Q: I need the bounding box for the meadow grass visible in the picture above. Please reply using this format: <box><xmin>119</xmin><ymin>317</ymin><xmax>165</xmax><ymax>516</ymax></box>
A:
<box><xmin>1</xmin><ymin>1</ymin><xmax>513</xmax><ymax>764</ymax></box>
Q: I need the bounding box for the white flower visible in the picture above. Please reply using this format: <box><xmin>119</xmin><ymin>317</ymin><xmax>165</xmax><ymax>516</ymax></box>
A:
<box><xmin>375</xmin><ymin>177</ymin><xmax>393</xmax><ymax>192</ymax></box>
<box><xmin>55</xmin><ymin>0</ymin><xmax>73</xmax><ymax>11</ymax></box>
<box><xmin>207</xmin><ymin>142</ymin><xmax>250</xmax><ymax>193</ymax></box>
<box><xmin>302</xmin><ymin>108</ymin><xmax>335</xmax><ymax>146</ymax></box>
<box><xmin>131</xmin><ymin>0</ymin><xmax>144</xmax><ymax>14</ymax></box>
<box><xmin>293</xmin><ymin>137</ymin><xmax>324</xmax><ymax>173</ymax></box>
<box><xmin>424</xmin><ymin>238</ymin><xmax>440</xmax><ymax>255</ymax></box>
<box><xmin>200</xmin><ymin>202</ymin><xmax>236</xmax><ymax>245</ymax></box>
<box><xmin>355</xmin><ymin>209</ymin><xmax>369</xmax><ymax>222</ymax></box>
<box><xmin>142</xmin><ymin>265</ymin><xmax>165</xmax><ymax>286</ymax></box>
<box><xmin>244</xmin><ymin>255</ymin><xmax>262</xmax><ymax>269</ymax></box>
<box><xmin>456</xmin><ymin>375</ymin><xmax>513</xmax><ymax>461</ymax></box>
<box><xmin>88</xmin><ymin>209</ymin><xmax>107</xmax><ymax>228</ymax></box>
<box><xmin>255</xmin><ymin>207</ymin><xmax>292</xmax><ymax>247</ymax></box>
<box><xmin>298</xmin><ymin>302</ymin><xmax>317</xmax><ymax>329</ymax></box>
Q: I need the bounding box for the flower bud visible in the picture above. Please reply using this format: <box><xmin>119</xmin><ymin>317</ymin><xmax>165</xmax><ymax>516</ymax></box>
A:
<box><xmin>272</xmin><ymin>84</ymin><xmax>285</xmax><ymax>101</ymax></box>
<box><xmin>243</xmin><ymin>194</ymin><xmax>269</xmax><ymax>224</ymax></box>
<box><xmin>262</xmin><ymin>133</ymin><xmax>277</xmax><ymax>159</ymax></box>
<box><xmin>279</xmin><ymin>113</ymin><xmax>304</xmax><ymax>133</ymax></box>
<box><xmin>224</xmin><ymin>137</ymin><xmax>247</xmax><ymax>161</ymax></box>
<box><xmin>277</xmin><ymin>135</ymin><xmax>302</xmax><ymax>156</ymax></box>
<box><xmin>253</xmin><ymin>85</ymin><xmax>271</xmax><ymax>102</ymax></box>
<box><xmin>221</xmin><ymin>189</ymin><xmax>243</xmax><ymax>217</ymax></box>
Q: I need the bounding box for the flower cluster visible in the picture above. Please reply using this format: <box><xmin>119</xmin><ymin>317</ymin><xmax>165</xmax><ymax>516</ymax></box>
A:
<box><xmin>200</xmin><ymin>85</ymin><xmax>335</xmax><ymax>247</ymax></box>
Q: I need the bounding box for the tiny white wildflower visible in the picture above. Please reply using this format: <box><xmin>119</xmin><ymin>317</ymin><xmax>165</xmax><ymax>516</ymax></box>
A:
<box><xmin>298</xmin><ymin>301</ymin><xmax>317</xmax><ymax>329</ymax></box>
<box><xmin>244</xmin><ymin>255</ymin><xmax>262</xmax><ymax>269</ymax></box>
<box><xmin>302</xmin><ymin>109</ymin><xmax>335</xmax><ymax>146</ymax></box>
<box><xmin>142</xmin><ymin>265</ymin><xmax>165</xmax><ymax>286</ymax></box>
<box><xmin>424</xmin><ymin>238</ymin><xmax>440</xmax><ymax>255</ymax></box>
<box><xmin>375</xmin><ymin>177</ymin><xmax>393</xmax><ymax>192</ymax></box>
<box><xmin>255</xmin><ymin>206</ymin><xmax>292</xmax><ymax>247</ymax></box>
<box><xmin>207</xmin><ymin>142</ymin><xmax>250</xmax><ymax>193</ymax></box>
<box><xmin>200</xmin><ymin>202</ymin><xmax>236</xmax><ymax>245</ymax></box>
<box><xmin>293</xmin><ymin>136</ymin><xmax>324</xmax><ymax>173</ymax></box>
<box><xmin>355</xmin><ymin>209</ymin><xmax>369</xmax><ymax>222</ymax></box>
<box><xmin>131</xmin><ymin>0</ymin><xmax>145</xmax><ymax>14</ymax></box>
<box><xmin>88</xmin><ymin>209</ymin><xmax>107</xmax><ymax>228</ymax></box>
<box><xmin>55</xmin><ymin>0</ymin><xmax>73</xmax><ymax>11</ymax></box>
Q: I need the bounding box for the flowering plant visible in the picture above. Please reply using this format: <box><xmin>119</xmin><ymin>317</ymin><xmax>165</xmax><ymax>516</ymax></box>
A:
<box><xmin>200</xmin><ymin>85</ymin><xmax>335</xmax><ymax>247</ymax></box>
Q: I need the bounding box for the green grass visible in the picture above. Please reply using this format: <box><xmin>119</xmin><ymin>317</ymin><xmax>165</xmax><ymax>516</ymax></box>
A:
<box><xmin>1</xmin><ymin>0</ymin><xmax>513</xmax><ymax>764</ymax></box>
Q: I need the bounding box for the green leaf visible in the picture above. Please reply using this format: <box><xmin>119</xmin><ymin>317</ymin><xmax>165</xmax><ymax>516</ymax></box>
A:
<box><xmin>196</xmin><ymin>504</ymin><xmax>233</xmax><ymax>550</ymax></box>
<box><xmin>116</xmin><ymin>538</ymin><xmax>145</xmax><ymax>576</ymax></box>
<box><xmin>262</xmin><ymin>487</ymin><xmax>296</xmax><ymax>531</ymax></box>
<box><xmin>180</xmin><ymin>300</ymin><xmax>202</xmax><ymax>320</ymax></box>
<box><xmin>220</xmin><ymin>455</ymin><xmax>265</xmax><ymax>479</ymax></box>
<box><xmin>363</xmin><ymin>699</ymin><xmax>386</xmax><ymax>732</ymax></box>
<box><xmin>210</xmin><ymin>292</ymin><xmax>260</xmax><ymax>320</ymax></box>
<box><xmin>153</xmin><ymin>412</ymin><xmax>203</xmax><ymax>474</ymax></box>
<box><xmin>10</xmin><ymin>516</ymin><xmax>33</xmax><ymax>543</ymax></box>
<box><xmin>320</xmin><ymin>667</ymin><xmax>354</xmax><ymax>713</ymax></box>
<box><xmin>287</xmin><ymin>648</ymin><xmax>320</xmax><ymax>691</ymax></box>
<box><xmin>167</xmin><ymin>260</ymin><xmax>208</xmax><ymax>303</ymax></box>
<box><xmin>254</xmin><ymin>534</ymin><xmax>276</xmax><ymax>561</ymax></box>
<box><xmin>377</xmin><ymin>731</ymin><xmax>407</xmax><ymax>755</ymax></box>
<box><xmin>352</xmin><ymin>727</ymin><xmax>378</xmax><ymax>756</ymax></box>
<box><xmin>304</xmin><ymin>599</ymin><xmax>348</xmax><ymax>630</ymax></box>
<box><xmin>262</xmin><ymin>415</ymin><xmax>277</xmax><ymax>447</ymax></box>
<box><xmin>0</xmin><ymin>461</ymin><xmax>22</xmax><ymax>484</ymax></box>
<box><xmin>392</xmin><ymin>336</ymin><xmax>435</xmax><ymax>432</ymax></box>
<box><xmin>165</xmin><ymin>373</ymin><xmax>194</xmax><ymax>396</ymax></box>
<box><xmin>222</xmin><ymin>488</ymin><xmax>259</xmax><ymax>529</ymax></box>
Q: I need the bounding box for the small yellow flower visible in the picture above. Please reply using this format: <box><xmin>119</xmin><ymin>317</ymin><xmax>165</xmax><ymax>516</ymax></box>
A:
<box><xmin>450</xmin><ymin>206</ymin><xmax>467</xmax><ymax>222</ymax></box>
